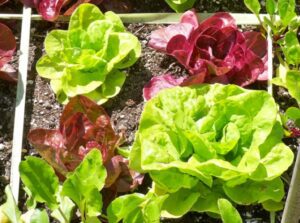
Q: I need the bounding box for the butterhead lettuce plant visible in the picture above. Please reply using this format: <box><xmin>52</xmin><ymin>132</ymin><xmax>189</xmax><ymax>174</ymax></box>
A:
<box><xmin>130</xmin><ymin>84</ymin><xmax>293</xmax><ymax>219</ymax></box>
<box><xmin>36</xmin><ymin>3</ymin><xmax>141</xmax><ymax>104</ymax></box>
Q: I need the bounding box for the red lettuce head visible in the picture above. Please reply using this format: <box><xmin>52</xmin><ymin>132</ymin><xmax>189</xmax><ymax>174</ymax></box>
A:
<box><xmin>0</xmin><ymin>23</ymin><xmax>17</xmax><ymax>83</ymax></box>
<box><xmin>28</xmin><ymin>96</ymin><xmax>143</xmax><ymax>193</ymax></box>
<box><xmin>146</xmin><ymin>10</ymin><xmax>268</xmax><ymax>100</ymax></box>
<box><xmin>21</xmin><ymin>0</ymin><xmax>131</xmax><ymax>21</ymax></box>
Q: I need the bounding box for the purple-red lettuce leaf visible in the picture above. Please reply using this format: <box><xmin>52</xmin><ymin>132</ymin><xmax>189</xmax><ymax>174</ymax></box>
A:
<box><xmin>28</xmin><ymin>95</ymin><xmax>143</xmax><ymax>194</ymax></box>
<box><xmin>291</xmin><ymin>127</ymin><xmax>300</xmax><ymax>138</ymax></box>
<box><xmin>0</xmin><ymin>23</ymin><xmax>17</xmax><ymax>83</ymax></box>
<box><xmin>0</xmin><ymin>64</ymin><xmax>17</xmax><ymax>83</ymax></box>
<box><xmin>148</xmin><ymin>10</ymin><xmax>197</xmax><ymax>52</ymax></box>
<box><xmin>106</xmin><ymin>155</ymin><xmax>144</xmax><ymax>192</ymax></box>
<box><xmin>0</xmin><ymin>23</ymin><xmax>16</xmax><ymax>66</ymax></box>
<box><xmin>21</xmin><ymin>0</ymin><xmax>68</xmax><ymax>21</ymax></box>
<box><xmin>146</xmin><ymin>10</ymin><xmax>268</xmax><ymax>100</ymax></box>
<box><xmin>143</xmin><ymin>74</ymin><xmax>186</xmax><ymax>100</ymax></box>
<box><xmin>0</xmin><ymin>0</ymin><xmax>8</xmax><ymax>6</ymax></box>
<box><xmin>22</xmin><ymin>0</ymin><xmax>132</xmax><ymax>21</ymax></box>
<box><xmin>102</xmin><ymin>155</ymin><xmax>144</xmax><ymax>208</ymax></box>
<box><xmin>38</xmin><ymin>0</ymin><xmax>67</xmax><ymax>21</ymax></box>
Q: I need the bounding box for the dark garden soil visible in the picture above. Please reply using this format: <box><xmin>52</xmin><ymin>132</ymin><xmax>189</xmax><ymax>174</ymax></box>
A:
<box><xmin>0</xmin><ymin>0</ymin><xmax>300</xmax><ymax>222</ymax></box>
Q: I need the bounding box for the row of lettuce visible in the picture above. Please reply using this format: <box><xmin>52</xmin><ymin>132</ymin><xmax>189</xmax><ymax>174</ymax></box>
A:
<box><xmin>0</xmin><ymin>1</ymin><xmax>299</xmax><ymax>223</ymax></box>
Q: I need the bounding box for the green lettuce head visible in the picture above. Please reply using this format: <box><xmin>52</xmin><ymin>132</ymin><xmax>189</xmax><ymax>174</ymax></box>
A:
<box><xmin>130</xmin><ymin>84</ymin><xmax>293</xmax><ymax>218</ymax></box>
<box><xmin>36</xmin><ymin>3</ymin><xmax>141</xmax><ymax>104</ymax></box>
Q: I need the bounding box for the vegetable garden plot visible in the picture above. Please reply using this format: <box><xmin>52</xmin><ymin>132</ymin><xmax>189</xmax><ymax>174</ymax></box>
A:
<box><xmin>0</xmin><ymin>0</ymin><xmax>298</xmax><ymax>222</ymax></box>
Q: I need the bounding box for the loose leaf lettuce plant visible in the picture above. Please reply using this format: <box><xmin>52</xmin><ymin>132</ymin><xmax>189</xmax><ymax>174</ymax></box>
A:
<box><xmin>28</xmin><ymin>95</ymin><xmax>143</xmax><ymax>200</ymax></box>
<box><xmin>108</xmin><ymin>84</ymin><xmax>293</xmax><ymax>221</ymax></box>
<box><xmin>36</xmin><ymin>3</ymin><xmax>141</xmax><ymax>104</ymax></box>
<box><xmin>144</xmin><ymin>11</ymin><xmax>268</xmax><ymax>100</ymax></box>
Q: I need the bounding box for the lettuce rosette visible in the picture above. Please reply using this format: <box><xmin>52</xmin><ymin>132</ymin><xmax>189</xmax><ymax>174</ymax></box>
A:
<box><xmin>37</xmin><ymin>3</ymin><xmax>141</xmax><ymax>104</ymax></box>
<box><xmin>130</xmin><ymin>84</ymin><xmax>293</xmax><ymax>218</ymax></box>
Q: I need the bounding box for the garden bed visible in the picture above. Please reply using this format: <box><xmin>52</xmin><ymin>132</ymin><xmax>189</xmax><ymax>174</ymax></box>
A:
<box><xmin>0</xmin><ymin>0</ymin><xmax>299</xmax><ymax>222</ymax></box>
<box><xmin>4</xmin><ymin>22</ymin><xmax>296</xmax><ymax>223</ymax></box>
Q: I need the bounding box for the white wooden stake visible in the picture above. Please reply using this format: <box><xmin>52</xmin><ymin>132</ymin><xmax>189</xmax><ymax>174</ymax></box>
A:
<box><xmin>10</xmin><ymin>6</ymin><xmax>32</xmax><ymax>201</ymax></box>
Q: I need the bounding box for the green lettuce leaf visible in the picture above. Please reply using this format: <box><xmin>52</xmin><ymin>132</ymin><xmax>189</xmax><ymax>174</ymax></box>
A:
<box><xmin>19</xmin><ymin>156</ymin><xmax>59</xmax><ymax>210</ymax></box>
<box><xmin>107</xmin><ymin>192</ymin><xmax>167</xmax><ymax>223</ymax></box>
<box><xmin>62</xmin><ymin>149</ymin><xmax>107</xmax><ymax>218</ymax></box>
<box><xmin>165</xmin><ymin>0</ymin><xmax>196</xmax><ymax>12</ymax></box>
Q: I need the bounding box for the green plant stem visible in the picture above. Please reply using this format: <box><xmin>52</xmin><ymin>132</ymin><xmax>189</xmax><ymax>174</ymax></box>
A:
<box><xmin>270</xmin><ymin>211</ymin><xmax>275</xmax><ymax>223</ymax></box>
<box><xmin>79</xmin><ymin>204</ymin><xmax>86</xmax><ymax>223</ymax></box>
<box><xmin>281</xmin><ymin>173</ymin><xmax>291</xmax><ymax>186</ymax></box>
<box><xmin>99</xmin><ymin>214</ymin><xmax>108</xmax><ymax>223</ymax></box>
<box><xmin>256</xmin><ymin>14</ymin><xmax>267</xmax><ymax>31</ymax></box>
<box><xmin>275</xmin><ymin>51</ymin><xmax>286</xmax><ymax>67</ymax></box>
<box><xmin>58</xmin><ymin>207</ymin><xmax>68</xmax><ymax>223</ymax></box>
<box><xmin>101</xmin><ymin>214</ymin><xmax>108</xmax><ymax>220</ymax></box>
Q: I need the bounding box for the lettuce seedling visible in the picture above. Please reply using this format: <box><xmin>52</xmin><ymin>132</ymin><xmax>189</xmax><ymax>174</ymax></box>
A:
<box><xmin>131</xmin><ymin>84</ymin><xmax>293</xmax><ymax>219</ymax></box>
<box><xmin>36</xmin><ymin>3</ymin><xmax>141</xmax><ymax>104</ymax></box>
<box><xmin>0</xmin><ymin>23</ymin><xmax>17</xmax><ymax>83</ymax></box>
<box><xmin>272</xmin><ymin>37</ymin><xmax>300</xmax><ymax>103</ymax></box>
<box><xmin>19</xmin><ymin>149</ymin><xmax>105</xmax><ymax>222</ymax></box>
<box><xmin>28</xmin><ymin>95</ymin><xmax>142</xmax><ymax>197</ymax></box>
<box><xmin>145</xmin><ymin>11</ymin><xmax>267</xmax><ymax>100</ymax></box>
